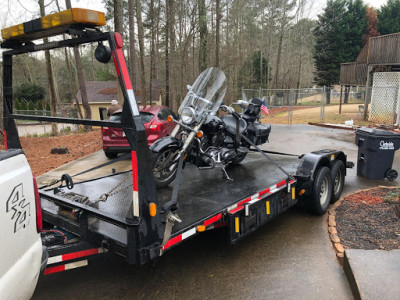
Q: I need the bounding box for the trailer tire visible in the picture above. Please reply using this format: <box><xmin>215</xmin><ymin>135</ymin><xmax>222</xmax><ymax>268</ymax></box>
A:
<box><xmin>330</xmin><ymin>160</ymin><xmax>345</xmax><ymax>203</ymax></box>
<box><xmin>309</xmin><ymin>166</ymin><xmax>332</xmax><ymax>215</ymax></box>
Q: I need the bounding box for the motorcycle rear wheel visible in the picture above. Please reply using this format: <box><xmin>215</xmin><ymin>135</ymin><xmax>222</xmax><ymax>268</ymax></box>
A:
<box><xmin>151</xmin><ymin>147</ymin><xmax>179</xmax><ymax>188</ymax></box>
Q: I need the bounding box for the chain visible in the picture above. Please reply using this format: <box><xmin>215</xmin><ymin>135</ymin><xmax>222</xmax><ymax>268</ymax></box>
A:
<box><xmin>95</xmin><ymin>172</ymin><xmax>133</xmax><ymax>202</ymax></box>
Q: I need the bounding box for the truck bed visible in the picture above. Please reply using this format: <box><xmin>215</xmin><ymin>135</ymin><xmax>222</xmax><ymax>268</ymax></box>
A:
<box><xmin>41</xmin><ymin>153</ymin><xmax>299</xmax><ymax>245</ymax></box>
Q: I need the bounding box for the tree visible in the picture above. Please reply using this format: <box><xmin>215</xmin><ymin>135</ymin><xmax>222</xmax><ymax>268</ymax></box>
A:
<box><xmin>65</xmin><ymin>0</ymin><xmax>91</xmax><ymax>129</ymax></box>
<box><xmin>313</xmin><ymin>0</ymin><xmax>347</xmax><ymax>104</ymax></box>
<box><xmin>136</xmin><ymin>0</ymin><xmax>147</xmax><ymax>105</ymax></box>
<box><xmin>343</xmin><ymin>0</ymin><xmax>367</xmax><ymax>62</ymax></box>
<box><xmin>198</xmin><ymin>0</ymin><xmax>207</xmax><ymax>71</ymax></box>
<box><xmin>378</xmin><ymin>0</ymin><xmax>400</xmax><ymax>35</ymax></box>
<box><xmin>364</xmin><ymin>6</ymin><xmax>380</xmax><ymax>46</ymax></box>
<box><xmin>14</xmin><ymin>82</ymin><xmax>45</xmax><ymax>103</ymax></box>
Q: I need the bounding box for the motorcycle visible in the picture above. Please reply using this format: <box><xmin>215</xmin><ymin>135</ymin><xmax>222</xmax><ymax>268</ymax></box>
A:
<box><xmin>150</xmin><ymin>67</ymin><xmax>272</xmax><ymax>188</ymax></box>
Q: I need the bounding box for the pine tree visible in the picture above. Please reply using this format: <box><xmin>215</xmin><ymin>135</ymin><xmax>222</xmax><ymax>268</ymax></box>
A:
<box><xmin>343</xmin><ymin>0</ymin><xmax>367</xmax><ymax>62</ymax></box>
<box><xmin>378</xmin><ymin>0</ymin><xmax>400</xmax><ymax>35</ymax></box>
<box><xmin>313</xmin><ymin>0</ymin><xmax>347</xmax><ymax>103</ymax></box>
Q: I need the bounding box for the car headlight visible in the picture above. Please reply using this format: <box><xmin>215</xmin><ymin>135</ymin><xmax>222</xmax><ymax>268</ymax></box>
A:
<box><xmin>181</xmin><ymin>107</ymin><xmax>196</xmax><ymax>125</ymax></box>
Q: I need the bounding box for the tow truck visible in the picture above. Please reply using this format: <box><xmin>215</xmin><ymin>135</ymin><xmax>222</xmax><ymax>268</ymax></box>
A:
<box><xmin>1</xmin><ymin>9</ymin><xmax>353</xmax><ymax>275</ymax></box>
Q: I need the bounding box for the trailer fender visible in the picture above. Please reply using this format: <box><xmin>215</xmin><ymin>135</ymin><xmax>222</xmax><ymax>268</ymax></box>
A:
<box><xmin>149</xmin><ymin>136</ymin><xmax>183</xmax><ymax>154</ymax></box>
<box><xmin>295</xmin><ymin>150</ymin><xmax>347</xmax><ymax>196</ymax></box>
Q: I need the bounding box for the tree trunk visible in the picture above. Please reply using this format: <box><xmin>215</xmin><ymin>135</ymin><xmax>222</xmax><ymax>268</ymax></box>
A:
<box><xmin>149</xmin><ymin>0</ymin><xmax>156</xmax><ymax>105</ymax></box>
<box><xmin>198</xmin><ymin>0</ymin><xmax>207</xmax><ymax>72</ymax></box>
<box><xmin>165</xmin><ymin>0</ymin><xmax>170</xmax><ymax>108</ymax></box>
<box><xmin>128</xmin><ymin>0</ymin><xmax>136</xmax><ymax>87</ymax></box>
<box><xmin>114</xmin><ymin>0</ymin><xmax>124</xmax><ymax>38</ymax></box>
<box><xmin>66</xmin><ymin>0</ymin><xmax>91</xmax><ymax>130</ymax></box>
<box><xmin>39</xmin><ymin>0</ymin><xmax>58</xmax><ymax>135</ymax></box>
<box><xmin>168</xmin><ymin>0</ymin><xmax>176</xmax><ymax>111</ymax></box>
<box><xmin>215</xmin><ymin>0</ymin><xmax>221</xmax><ymax>67</ymax></box>
<box><xmin>135</xmin><ymin>0</ymin><xmax>147</xmax><ymax>105</ymax></box>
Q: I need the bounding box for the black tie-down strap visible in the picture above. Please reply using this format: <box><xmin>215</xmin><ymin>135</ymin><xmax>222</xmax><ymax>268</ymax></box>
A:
<box><xmin>39</xmin><ymin>152</ymin><xmax>132</xmax><ymax>189</ymax></box>
<box><xmin>240</xmin><ymin>133</ymin><xmax>292</xmax><ymax>178</ymax></box>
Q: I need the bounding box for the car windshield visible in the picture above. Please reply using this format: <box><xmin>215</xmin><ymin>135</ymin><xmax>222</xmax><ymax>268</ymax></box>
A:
<box><xmin>109</xmin><ymin>112</ymin><xmax>154</xmax><ymax>124</ymax></box>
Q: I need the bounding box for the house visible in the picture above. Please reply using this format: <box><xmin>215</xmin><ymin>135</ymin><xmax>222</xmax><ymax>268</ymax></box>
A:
<box><xmin>75</xmin><ymin>81</ymin><xmax>163</xmax><ymax>120</ymax></box>
<box><xmin>340</xmin><ymin>33</ymin><xmax>400</xmax><ymax>124</ymax></box>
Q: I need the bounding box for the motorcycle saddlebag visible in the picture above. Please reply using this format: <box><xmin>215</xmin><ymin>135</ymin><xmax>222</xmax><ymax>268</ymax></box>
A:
<box><xmin>246</xmin><ymin>123</ymin><xmax>271</xmax><ymax>145</ymax></box>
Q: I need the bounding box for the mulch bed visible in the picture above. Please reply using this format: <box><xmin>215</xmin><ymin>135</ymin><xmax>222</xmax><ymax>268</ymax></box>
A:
<box><xmin>336</xmin><ymin>187</ymin><xmax>400</xmax><ymax>250</ymax></box>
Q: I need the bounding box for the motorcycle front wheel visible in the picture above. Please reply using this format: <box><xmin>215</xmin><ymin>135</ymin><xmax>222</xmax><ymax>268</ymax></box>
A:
<box><xmin>151</xmin><ymin>147</ymin><xmax>179</xmax><ymax>188</ymax></box>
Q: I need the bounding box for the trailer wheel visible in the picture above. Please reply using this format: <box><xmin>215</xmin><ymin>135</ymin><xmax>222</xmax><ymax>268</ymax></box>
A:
<box><xmin>309</xmin><ymin>166</ymin><xmax>332</xmax><ymax>215</ymax></box>
<box><xmin>330</xmin><ymin>160</ymin><xmax>345</xmax><ymax>203</ymax></box>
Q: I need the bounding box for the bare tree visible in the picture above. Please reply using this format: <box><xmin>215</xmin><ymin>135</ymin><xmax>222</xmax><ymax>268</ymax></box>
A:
<box><xmin>198</xmin><ymin>0</ymin><xmax>207</xmax><ymax>71</ymax></box>
<box><xmin>128</xmin><ymin>0</ymin><xmax>137</xmax><ymax>86</ymax></box>
<box><xmin>66</xmin><ymin>0</ymin><xmax>91</xmax><ymax>130</ymax></box>
<box><xmin>39</xmin><ymin>0</ymin><xmax>58</xmax><ymax>135</ymax></box>
<box><xmin>135</xmin><ymin>0</ymin><xmax>147</xmax><ymax>105</ymax></box>
<box><xmin>215</xmin><ymin>0</ymin><xmax>221</xmax><ymax>67</ymax></box>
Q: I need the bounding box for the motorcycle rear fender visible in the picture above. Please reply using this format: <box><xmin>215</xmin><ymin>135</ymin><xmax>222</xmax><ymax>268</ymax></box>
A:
<box><xmin>149</xmin><ymin>136</ymin><xmax>183</xmax><ymax>153</ymax></box>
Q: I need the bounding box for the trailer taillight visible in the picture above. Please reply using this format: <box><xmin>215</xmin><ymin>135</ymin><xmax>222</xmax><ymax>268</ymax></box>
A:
<box><xmin>33</xmin><ymin>177</ymin><xmax>43</xmax><ymax>233</ymax></box>
<box><xmin>102</xmin><ymin>127</ymin><xmax>108</xmax><ymax>133</ymax></box>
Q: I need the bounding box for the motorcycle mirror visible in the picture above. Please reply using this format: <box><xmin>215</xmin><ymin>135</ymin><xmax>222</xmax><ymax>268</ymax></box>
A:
<box><xmin>187</xmin><ymin>85</ymin><xmax>192</xmax><ymax>91</ymax></box>
<box><xmin>95</xmin><ymin>42</ymin><xmax>112</xmax><ymax>63</ymax></box>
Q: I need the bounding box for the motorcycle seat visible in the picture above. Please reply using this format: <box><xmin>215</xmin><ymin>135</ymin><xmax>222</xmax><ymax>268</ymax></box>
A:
<box><xmin>221</xmin><ymin>115</ymin><xmax>247</xmax><ymax>136</ymax></box>
<box><xmin>242</xmin><ymin>98</ymin><xmax>263</xmax><ymax>122</ymax></box>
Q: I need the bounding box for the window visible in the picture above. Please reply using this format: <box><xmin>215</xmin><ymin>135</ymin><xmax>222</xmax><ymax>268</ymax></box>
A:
<box><xmin>140</xmin><ymin>112</ymin><xmax>154</xmax><ymax>123</ymax></box>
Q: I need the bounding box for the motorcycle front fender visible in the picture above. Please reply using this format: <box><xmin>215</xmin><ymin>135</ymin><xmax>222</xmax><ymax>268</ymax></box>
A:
<box><xmin>149</xmin><ymin>136</ymin><xmax>183</xmax><ymax>153</ymax></box>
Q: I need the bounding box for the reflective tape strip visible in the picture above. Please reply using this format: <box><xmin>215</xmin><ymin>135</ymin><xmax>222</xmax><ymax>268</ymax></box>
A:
<box><xmin>162</xmin><ymin>213</ymin><xmax>223</xmax><ymax>251</ymax></box>
<box><xmin>227</xmin><ymin>179</ymin><xmax>292</xmax><ymax>214</ymax></box>
<box><xmin>44</xmin><ymin>260</ymin><xmax>88</xmax><ymax>275</ymax></box>
<box><xmin>131</xmin><ymin>151</ymin><xmax>139</xmax><ymax>217</ymax></box>
<box><xmin>47</xmin><ymin>247</ymin><xmax>103</xmax><ymax>265</ymax></box>
<box><xmin>266</xmin><ymin>201</ymin><xmax>270</xmax><ymax>215</ymax></box>
<box><xmin>182</xmin><ymin>227</ymin><xmax>196</xmax><ymax>240</ymax></box>
<box><xmin>235</xmin><ymin>217</ymin><xmax>240</xmax><ymax>233</ymax></box>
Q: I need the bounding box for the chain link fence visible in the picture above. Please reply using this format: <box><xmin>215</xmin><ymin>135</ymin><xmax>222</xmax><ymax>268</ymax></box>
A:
<box><xmin>242</xmin><ymin>86</ymin><xmax>400</xmax><ymax>126</ymax></box>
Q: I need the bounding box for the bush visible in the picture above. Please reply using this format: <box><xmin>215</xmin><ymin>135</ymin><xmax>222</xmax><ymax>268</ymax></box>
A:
<box><xmin>20</xmin><ymin>100</ymin><xmax>27</xmax><ymax>111</ymax></box>
<box><xmin>45</xmin><ymin>101</ymin><xmax>50</xmax><ymax>111</ymax></box>
<box><xmin>14</xmin><ymin>99</ymin><xmax>20</xmax><ymax>110</ymax></box>
<box><xmin>28</xmin><ymin>100</ymin><xmax>35</xmax><ymax>111</ymax></box>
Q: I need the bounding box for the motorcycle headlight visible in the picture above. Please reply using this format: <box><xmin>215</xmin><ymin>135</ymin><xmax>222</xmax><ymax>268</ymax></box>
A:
<box><xmin>181</xmin><ymin>107</ymin><xmax>196</xmax><ymax>125</ymax></box>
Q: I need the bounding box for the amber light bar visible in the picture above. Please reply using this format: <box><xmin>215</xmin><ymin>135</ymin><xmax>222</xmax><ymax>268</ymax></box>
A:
<box><xmin>1</xmin><ymin>8</ymin><xmax>106</xmax><ymax>40</ymax></box>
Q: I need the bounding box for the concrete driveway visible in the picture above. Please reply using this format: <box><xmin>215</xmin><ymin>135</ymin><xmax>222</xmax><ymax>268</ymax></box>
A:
<box><xmin>34</xmin><ymin>124</ymin><xmax>399</xmax><ymax>299</ymax></box>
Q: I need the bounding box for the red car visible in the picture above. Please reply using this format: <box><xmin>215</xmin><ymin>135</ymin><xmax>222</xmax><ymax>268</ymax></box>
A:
<box><xmin>101</xmin><ymin>105</ymin><xmax>176</xmax><ymax>159</ymax></box>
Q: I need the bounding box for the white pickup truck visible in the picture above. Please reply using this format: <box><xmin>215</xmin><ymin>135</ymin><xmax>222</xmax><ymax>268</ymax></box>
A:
<box><xmin>0</xmin><ymin>149</ymin><xmax>47</xmax><ymax>299</ymax></box>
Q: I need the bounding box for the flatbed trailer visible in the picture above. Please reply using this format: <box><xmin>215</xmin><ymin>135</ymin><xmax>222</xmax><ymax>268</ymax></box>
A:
<box><xmin>1</xmin><ymin>8</ymin><xmax>352</xmax><ymax>275</ymax></box>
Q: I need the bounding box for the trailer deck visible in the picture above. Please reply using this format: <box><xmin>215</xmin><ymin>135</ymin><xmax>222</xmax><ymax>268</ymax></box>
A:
<box><xmin>41</xmin><ymin>152</ymin><xmax>298</xmax><ymax>245</ymax></box>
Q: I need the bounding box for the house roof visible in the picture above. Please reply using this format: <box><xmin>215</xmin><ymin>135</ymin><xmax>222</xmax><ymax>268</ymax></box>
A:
<box><xmin>76</xmin><ymin>81</ymin><xmax>162</xmax><ymax>104</ymax></box>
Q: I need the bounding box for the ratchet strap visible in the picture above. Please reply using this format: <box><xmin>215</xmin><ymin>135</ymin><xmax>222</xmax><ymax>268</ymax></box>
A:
<box><xmin>39</xmin><ymin>152</ymin><xmax>132</xmax><ymax>189</ymax></box>
<box><xmin>160</xmin><ymin>152</ymin><xmax>185</xmax><ymax>252</ymax></box>
<box><xmin>249</xmin><ymin>148</ymin><xmax>300</xmax><ymax>157</ymax></box>
<box><xmin>241</xmin><ymin>134</ymin><xmax>292</xmax><ymax>178</ymax></box>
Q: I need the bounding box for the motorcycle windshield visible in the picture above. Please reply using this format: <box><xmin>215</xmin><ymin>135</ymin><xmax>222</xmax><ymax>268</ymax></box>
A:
<box><xmin>179</xmin><ymin>67</ymin><xmax>227</xmax><ymax>123</ymax></box>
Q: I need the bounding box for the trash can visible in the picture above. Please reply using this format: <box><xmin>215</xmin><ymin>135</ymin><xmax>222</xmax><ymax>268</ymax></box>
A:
<box><xmin>355</xmin><ymin>128</ymin><xmax>400</xmax><ymax>181</ymax></box>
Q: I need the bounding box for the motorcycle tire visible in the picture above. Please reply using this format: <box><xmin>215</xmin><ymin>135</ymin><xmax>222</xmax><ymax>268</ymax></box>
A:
<box><xmin>151</xmin><ymin>147</ymin><xmax>179</xmax><ymax>188</ymax></box>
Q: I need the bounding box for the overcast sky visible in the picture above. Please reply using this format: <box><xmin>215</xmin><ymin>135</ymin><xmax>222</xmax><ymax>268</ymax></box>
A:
<box><xmin>0</xmin><ymin>0</ymin><xmax>391</xmax><ymax>29</ymax></box>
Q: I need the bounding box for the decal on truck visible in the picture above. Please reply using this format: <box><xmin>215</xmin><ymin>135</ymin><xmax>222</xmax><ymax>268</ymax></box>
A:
<box><xmin>6</xmin><ymin>184</ymin><xmax>30</xmax><ymax>233</ymax></box>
